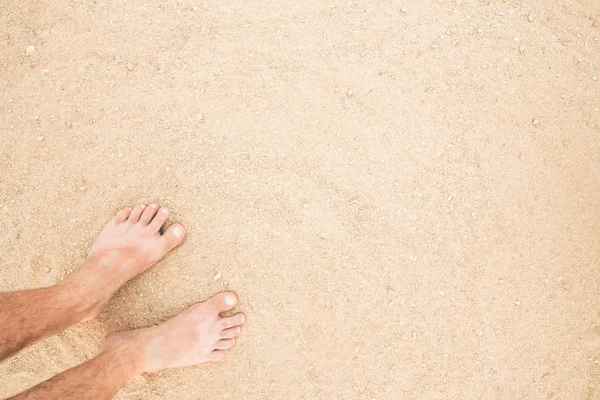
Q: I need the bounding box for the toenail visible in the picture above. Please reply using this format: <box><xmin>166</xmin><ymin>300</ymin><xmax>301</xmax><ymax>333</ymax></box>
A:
<box><xmin>225</xmin><ymin>295</ymin><xmax>236</xmax><ymax>306</ymax></box>
<box><xmin>241</xmin><ymin>315</ymin><xmax>246</xmax><ymax>323</ymax></box>
<box><xmin>161</xmin><ymin>208</ymin><xmax>169</xmax><ymax>214</ymax></box>
<box><xmin>172</xmin><ymin>226</ymin><xmax>183</xmax><ymax>237</ymax></box>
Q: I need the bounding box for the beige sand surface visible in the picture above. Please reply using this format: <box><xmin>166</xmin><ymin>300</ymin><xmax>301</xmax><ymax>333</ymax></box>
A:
<box><xmin>1</xmin><ymin>0</ymin><xmax>600</xmax><ymax>398</ymax></box>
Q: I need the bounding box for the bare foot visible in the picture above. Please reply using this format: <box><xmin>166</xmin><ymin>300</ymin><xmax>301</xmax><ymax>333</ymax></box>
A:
<box><xmin>89</xmin><ymin>203</ymin><xmax>186</xmax><ymax>270</ymax></box>
<box><xmin>62</xmin><ymin>203</ymin><xmax>186</xmax><ymax>321</ymax></box>
<box><xmin>101</xmin><ymin>292</ymin><xmax>245</xmax><ymax>372</ymax></box>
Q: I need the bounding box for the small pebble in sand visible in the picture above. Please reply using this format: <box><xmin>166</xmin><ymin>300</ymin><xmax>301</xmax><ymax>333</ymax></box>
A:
<box><xmin>126</xmin><ymin>62</ymin><xmax>135</xmax><ymax>71</ymax></box>
<box><xmin>561</xmin><ymin>38</ymin><xmax>574</xmax><ymax>46</ymax></box>
<box><xmin>527</xmin><ymin>14</ymin><xmax>534</xmax><ymax>22</ymax></box>
<box><xmin>196</xmin><ymin>112</ymin><xmax>205</xmax><ymax>122</ymax></box>
<box><xmin>515</xmin><ymin>300</ymin><xmax>521</xmax><ymax>306</ymax></box>
<box><xmin>214</xmin><ymin>271</ymin><xmax>221</xmax><ymax>280</ymax></box>
<box><xmin>532</xmin><ymin>119</ymin><xmax>539</xmax><ymax>126</ymax></box>
<box><xmin>593</xmin><ymin>75</ymin><xmax>598</xmax><ymax>81</ymax></box>
<box><xmin>25</xmin><ymin>45</ymin><xmax>36</xmax><ymax>55</ymax></box>
<box><xmin>65</xmin><ymin>121</ymin><xmax>72</xmax><ymax>129</ymax></box>
<box><xmin>165</xmin><ymin>166</ymin><xmax>171</xmax><ymax>172</ymax></box>
<box><xmin>400</xmin><ymin>6</ymin><xmax>407</xmax><ymax>13</ymax></box>
<box><xmin>36</xmin><ymin>136</ymin><xmax>44</xmax><ymax>142</ymax></box>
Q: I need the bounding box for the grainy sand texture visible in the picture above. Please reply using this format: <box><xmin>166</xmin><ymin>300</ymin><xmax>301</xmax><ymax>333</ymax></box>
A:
<box><xmin>1</xmin><ymin>0</ymin><xmax>600</xmax><ymax>399</ymax></box>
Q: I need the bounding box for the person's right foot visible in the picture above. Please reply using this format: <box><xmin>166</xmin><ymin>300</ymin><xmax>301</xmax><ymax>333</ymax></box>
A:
<box><xmin>100</xmin><ymin>292</ymin><xmax>245</xmax><ymax>372</ymax></box>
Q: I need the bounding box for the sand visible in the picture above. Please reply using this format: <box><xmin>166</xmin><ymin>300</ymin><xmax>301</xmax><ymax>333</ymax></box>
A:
<box><xmin>1</xmin><ymin>0</ymin><xmax>600</xmax><ymax>398</ymax></box>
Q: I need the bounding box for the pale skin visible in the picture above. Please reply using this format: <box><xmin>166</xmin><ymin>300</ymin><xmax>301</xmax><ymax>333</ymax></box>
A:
<box><xmin>0</xmin><ymin>203</ymin><xmax>245</xmax><ymax>399</ymax></box>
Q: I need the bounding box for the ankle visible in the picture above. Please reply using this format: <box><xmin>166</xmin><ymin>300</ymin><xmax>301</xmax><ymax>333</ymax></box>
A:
<box><xmin>83</xmin><ymin>249</ymin><xmax>142</xmax><ymax>289</ymax></box>
<box><xmin>97</xmin><ymin>343</ymin><xmax>145</xmax><ymax>381</ymax></box>
<box><xmin>54</xmin><ymin>277</ymin><xmax>104</xmax><ymax>323</ymax></box>
<box><xmin>61</xmin><ymin>252</ymin><xmax>131</xmax><ymax>312</ymax></box>
<box><xmin>101</xmin><ymin>331</ymin><xmax>148</xmax><ymax>376</ymax></box>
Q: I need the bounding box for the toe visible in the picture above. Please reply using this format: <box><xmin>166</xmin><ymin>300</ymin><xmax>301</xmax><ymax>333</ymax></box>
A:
<box><xmin>149</xmin><ymin>207</ymin><xmax>170</xmax><ymax>232</ymax></box>
<box><xmin>139</xmin><ymin>203</ymin><xmax>160</xmax><ymax>225</ymax></box>
<box><xmin>206</xmin><ymin>292</ymin><xmax>238</xmax><ymax>313</ymax></box>
<box><xmin>221</xmin><ymin>326</ymin><xmax>242</xmax><ymax>339</ymax></box>
<box><xmin>114</xmin><ymin>207</ymin><xmax>132</xmax><ymax>223</ymax></box>
<box><xmin>214</xmin><ymin>339</ymin><xmax>235</xmax><ymax>350</ymax></box>
<box><xmin>209</xmin><ymin>350</ymin><xmax>226</xmax><ymax>361</ymax></box>
<box><xmin>161</xmin><ymin>223</ymin><xmax>186</xmax><ymax>251</ymax></box>
<box><xmin>221</xmin><ymin>313</ymin><xmax>245</xmax><ymax>330</ymax></box>
<box><xmin>129</xmin><ymin>204</ymin><xmax>147</xmax><ymax>223</ymax></box>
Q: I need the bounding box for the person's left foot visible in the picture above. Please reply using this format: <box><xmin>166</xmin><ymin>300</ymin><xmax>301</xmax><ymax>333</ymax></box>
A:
<box><xmin>62</xmin><ymin>203</ymin><xmax>186</xmax><ymax>321</ymax></box>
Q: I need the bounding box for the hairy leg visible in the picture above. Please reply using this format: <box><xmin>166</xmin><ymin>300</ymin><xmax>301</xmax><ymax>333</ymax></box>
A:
<box><xmin>0</xmin><ymin>282</ymin><xmax>91</xmax><ymax>361</ymax></box>
<box><xmin>9</xmin><ymin>344</ymin><xmax>141</xmax><ymax>400</ymax></box>
<box><xmin>0</xmin><ymin>203</ymin><xmax>186</xmax><ymax>362</ymax></box>
<box><xmin>9</xmin><ymin>292</ymin><xmax>245</xmax><ymax>400</ymax></box>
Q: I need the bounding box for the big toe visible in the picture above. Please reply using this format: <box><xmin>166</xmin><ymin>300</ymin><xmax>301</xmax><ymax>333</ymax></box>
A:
<box><xmin>162</xmin><ymin>223</ymin><xmax>186</xmax><ymax>252</ymax></box>
<box><xmin>206</xmin><ymin>292</ymin><xmax>238</xmax><ymax>313</ymax></box>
